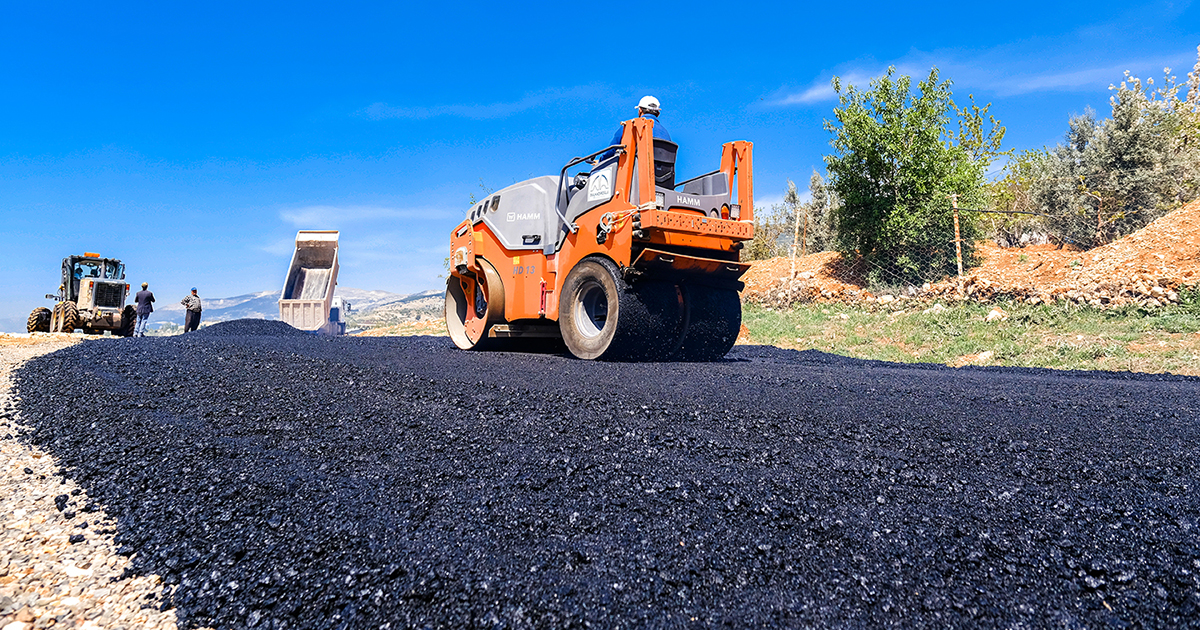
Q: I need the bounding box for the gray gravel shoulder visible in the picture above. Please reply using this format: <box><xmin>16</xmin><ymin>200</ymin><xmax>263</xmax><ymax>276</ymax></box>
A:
<box><xmin>0</xmin><ymin>336</ymin><xmax>184</xmax><ymax>630</ymax></box>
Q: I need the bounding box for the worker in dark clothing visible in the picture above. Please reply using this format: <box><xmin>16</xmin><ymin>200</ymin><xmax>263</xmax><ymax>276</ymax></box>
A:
<box><xmin>181</xmin><ymin>287</ymin><xmax>202</xmax><ymax>333</ymax></box>
<box><xmin>599</xmin><ymin>95</ymin><xmax>670</xmax><ymax>160</ymax></box>
<box><xmin>133</xmin><ymin>282</ymin><xmax>155</xmax><ymax>337</ymax></box>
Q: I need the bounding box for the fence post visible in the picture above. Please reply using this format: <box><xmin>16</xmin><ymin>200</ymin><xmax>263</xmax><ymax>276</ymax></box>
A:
<box><xmin>952</xmin><ymin>193</ymin><xmax>963</xmax><ymax>296</ymax></box>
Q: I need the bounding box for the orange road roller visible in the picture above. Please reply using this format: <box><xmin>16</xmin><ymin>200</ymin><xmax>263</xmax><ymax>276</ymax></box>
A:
<box><xmin>445</xmin><ymin>117</ymin><xmax>755</xmax><ymax>361</ymax></box>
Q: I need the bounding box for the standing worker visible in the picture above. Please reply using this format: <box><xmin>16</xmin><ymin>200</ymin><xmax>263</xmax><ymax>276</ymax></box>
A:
<box><xmin>133</xmin><ymin>282</ymin><xmax>155</xmax><ymax>337</ymax></box>
<box><xmin>181</xmin><ymin>288</ymin><xmax>202</xmax><ymax>333</ymax></box>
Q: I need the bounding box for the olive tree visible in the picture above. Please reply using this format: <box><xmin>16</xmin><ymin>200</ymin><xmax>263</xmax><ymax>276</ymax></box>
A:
<box><xmin>1029</xmin><ymin>54</ymin><xmax>1200</xmax><ymax>247</ymax></box>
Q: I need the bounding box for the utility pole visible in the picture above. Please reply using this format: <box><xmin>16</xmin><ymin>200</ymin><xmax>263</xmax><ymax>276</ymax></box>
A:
<box><xmin>789</xmin><ymin>182</ymin><xmax>801</xmax><ymax>278</ymax></box>
<box><xmin>952</xmin><ymin>193</ymin><xmax>964</xmax><ymax>296</ymax></box>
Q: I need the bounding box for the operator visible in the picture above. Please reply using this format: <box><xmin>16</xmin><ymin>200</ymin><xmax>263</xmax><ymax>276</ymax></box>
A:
<box><xmin>599</xmin><ymin>96</ymin><xmax>670</xmax><ymax>160</ymax></box>
<box><xmin>133</xmin><ymin>282</ymin><xmax>155</xmax><ymax>337</ymax></box>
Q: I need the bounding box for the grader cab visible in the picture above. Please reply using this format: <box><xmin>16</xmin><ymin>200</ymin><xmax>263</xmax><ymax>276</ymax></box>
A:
<box><xmin>446</xmin><ymin>117</ymin><xmax>754</xmax><ymax>361</ymax></box>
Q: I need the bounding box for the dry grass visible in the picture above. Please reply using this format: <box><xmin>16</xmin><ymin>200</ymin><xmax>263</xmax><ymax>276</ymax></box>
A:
<box><xmin>742</xmin><ymin>299</ymin><xmax>1200</xmax><ymax>376</ymax></box>
<box><xmin>354</xmin><ymin>319</ymin><xmax>447</xmax><ymax>337</ymax></box>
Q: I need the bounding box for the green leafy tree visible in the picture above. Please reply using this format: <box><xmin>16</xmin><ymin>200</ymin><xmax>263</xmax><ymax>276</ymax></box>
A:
<box><xmin>824</xmin><ymin>67</ymin><xmax>1005</xmax><ymax>285</ymax></box>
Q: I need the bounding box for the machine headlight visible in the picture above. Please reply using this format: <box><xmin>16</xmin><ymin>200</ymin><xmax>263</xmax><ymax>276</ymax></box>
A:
<box><xmin>655</xmin><ymin>192</ymin><xmax>665</xmax><ymax>209</ymax></box>
<box><xmin>730</xmin><ymin>203</ymin><xmax>741</xmax><ymax>220</ymax></box>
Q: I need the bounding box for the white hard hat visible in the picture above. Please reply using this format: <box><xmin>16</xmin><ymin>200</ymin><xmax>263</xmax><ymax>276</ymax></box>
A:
<box><xmin>636</xmin><ymin>95</ymin><xmax>661</xmax><ymax>113</ymax></box>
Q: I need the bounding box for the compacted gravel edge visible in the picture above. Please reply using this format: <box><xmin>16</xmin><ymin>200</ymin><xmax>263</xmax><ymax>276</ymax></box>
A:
<box><xmin>0</xmin><ymin>338</ymin><xmax>186</xmax><ymax>630</ymax></box>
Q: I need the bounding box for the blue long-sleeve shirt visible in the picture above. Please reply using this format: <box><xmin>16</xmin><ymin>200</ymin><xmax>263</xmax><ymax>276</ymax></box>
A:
<box><xmin>600</xmin><ymin>113</ymin><xmax>671</xmax><ymax>160</ymax></box>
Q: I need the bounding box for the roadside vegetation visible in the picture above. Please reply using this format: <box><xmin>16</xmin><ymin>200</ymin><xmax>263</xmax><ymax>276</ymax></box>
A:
<box><xmin>749</xmin><ymin>46</ymin><xmax>1200</xmax><ymax>283</ymax></box>
<box><xmin>741</xmin><ymin>286</ymin><xmax>1200</xmax><ymax>376</ymax></box>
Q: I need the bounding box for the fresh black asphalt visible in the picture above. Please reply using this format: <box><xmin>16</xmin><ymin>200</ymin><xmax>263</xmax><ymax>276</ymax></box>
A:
<box><xmin>11</xmin><ymin>319</ymin><xmax>1200</xmax><ymax>628</ymax></box>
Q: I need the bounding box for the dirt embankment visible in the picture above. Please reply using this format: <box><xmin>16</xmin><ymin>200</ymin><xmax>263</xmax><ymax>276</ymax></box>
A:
<box><xmin>745</xmin><ymin>197</ymin><xmax>1200</xmax><ymax>308</ymax></box>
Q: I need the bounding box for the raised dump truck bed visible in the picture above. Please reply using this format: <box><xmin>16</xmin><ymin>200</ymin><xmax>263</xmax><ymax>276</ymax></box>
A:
<box><xmin>278</xmin><ymin>230</ymin><xmax>341</xmax><ymax>334</ymax></box>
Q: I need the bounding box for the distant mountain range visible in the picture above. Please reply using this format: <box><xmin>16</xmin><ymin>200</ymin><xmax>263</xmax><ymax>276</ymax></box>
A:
<box><xmin>151</xmin><ymin>287</ymin><xmax>443</xmax><ymax>330</ymax></box>
<box><xmin>0</xmin><ymin>288</ymin><xmax>445</xmax><ymax>333</ymax></box>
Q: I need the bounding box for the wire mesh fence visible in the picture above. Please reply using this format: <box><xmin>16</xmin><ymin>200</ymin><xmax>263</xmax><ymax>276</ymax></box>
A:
<box><xmin>743</xmin><ymin>191</ymin><xmax>1200</xmax><ymax>311</ymax></box>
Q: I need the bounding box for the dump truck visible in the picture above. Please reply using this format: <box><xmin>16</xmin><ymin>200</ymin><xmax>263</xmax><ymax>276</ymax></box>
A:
<box><xmin>446</xmin><ymin>117</ymin><xmax>754</xmax><ymax>360</ymax></box>
<box><xmin>278</xmin><ymin>230</ymin><xmax>347</xmax><ymax>335</ymax></box>
<box><xmin>28</xmin><ymin>253</ymin><xmax>136</xmax><ymax>336</ymax></box>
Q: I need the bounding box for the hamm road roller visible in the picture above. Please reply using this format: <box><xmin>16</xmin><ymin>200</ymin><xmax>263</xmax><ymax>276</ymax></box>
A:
<box><xmin>446</xmin><ymin>117</ymin><xmax>754</xmax><ymax>361</ymax></box>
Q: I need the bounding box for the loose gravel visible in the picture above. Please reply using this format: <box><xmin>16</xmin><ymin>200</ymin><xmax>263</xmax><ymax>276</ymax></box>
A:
<box><xmin>9</xmin><ymin>323</ymin><xmax>1200</xmax><ymax>628</ymax></box>
<box><xmin>0</xmin><ymin>337</ymin><xmax>183</xmax><ymax>630</ymax></box>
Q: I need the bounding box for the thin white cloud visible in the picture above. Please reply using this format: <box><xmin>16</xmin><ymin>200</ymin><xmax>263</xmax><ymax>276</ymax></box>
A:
<box><xmin>755</xmin><ymin>188</ymin><xmax>813</xmax><ymax>209</ymax></box>
<box><xmin>773</xmin><ymin>84</ymin><xmax>835</xmax><ymax>106</ymax></box>
<box><xmin>763</xmin><ymin>68</ymin><xmax>923</xmax><ymax>107</ymax></box>
<box><xmin>359</xmin><ymin>85</ymin><xmax>609</xmax><ymax>120</ymax></box>
<box><xmin>278</xmin><ymin>205</ymin><xmax>457</xmax><ymax>227</ymax></box>
<box><xmin>756</xmin><ymin>194</ymin><xmax>785</xmax><ymax>209</ymax></box>
<box><xmin>764</xmin><ymin>40</ymin><xmax>1196</xmax><ymax>107</ymax></box>
<box><xmin>995</xmin><ymin>55</ymin><xmax>1194</xmax><ymax>95</ymax></box>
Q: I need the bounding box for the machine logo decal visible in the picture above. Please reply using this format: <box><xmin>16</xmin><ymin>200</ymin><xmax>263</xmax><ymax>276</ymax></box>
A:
<box><xmin>507</xmin><ymin>212</ymin><xmax>541</xmax><ymax>222</ymax></box>
<box><xmin>587</xmin><ymin>167</ymin><xmax>613</xmax><ymax>202</ymax></box>
<box><xmin>677</xmin><ymin>195</ymin><xmax>701</xmax><ymax>206</ymax></box>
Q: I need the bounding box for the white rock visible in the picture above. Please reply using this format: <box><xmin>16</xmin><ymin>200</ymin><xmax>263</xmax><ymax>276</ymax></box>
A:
<box><xmin>3</xmin><ymin>622</ymin><xmax>31</xmax><ymax>630</ymax></box>
<box><xmin>64</xmin><ymin>564</ymin><xmax>93</xmax><ymax>578</ymax></box>
<box><xmin>797</xmin><ymin>271</ymin><xmax>815</xmax><ymax>280</ymax></box>
<box><xmin>985</xmin><ymin>308</ymin><xmax>1008</xmax><ymax>322</ymax></box>
<box><xmin>878</xmin><ymin>295</ymin><xmax>895</xmax><ymax>304</ymax></box>
<box><xmin>976</xmin><ymin>351</ymin><xmax>995</xmax><ymax>363</ymax></box>
<box><xmin>922</xmin><ymin>303</ymin><xmax>947</xmax><ymax>315</ymax></box>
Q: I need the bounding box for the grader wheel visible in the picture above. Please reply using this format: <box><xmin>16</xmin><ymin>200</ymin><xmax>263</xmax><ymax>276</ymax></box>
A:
<box><xmin>27</xmin><ymin>307</ymin><xmax>51</xmax><ymax>333</ymax></box>
<box><xmin>61</xmin><ymin>301</ymin><xmax>79</xmax><ymax>333</ymax></box>
<box><xmin>119</xmin><ymin>305</ymin><xmax>137</xmax><ymax>337</ymax></box>
<box><xmin>51</xmin><ymin>302</ymin><xmax>79</xmax><ymax>333</ymax></box>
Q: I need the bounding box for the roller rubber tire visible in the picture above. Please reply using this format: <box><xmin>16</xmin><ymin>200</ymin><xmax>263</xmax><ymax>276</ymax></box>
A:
<box><xmin>558</xmin><ymin>257</ymin><xmax>682</xmax><ymax>361</ymax></box>
<box><xmin>27</xmin><ymin>307</ymin><xmax>51</xmax><ymax>333</ymax></box>
<box><xmin>672</xmin><ymin>284</ymin><xmax>742</xmax><ymax>362</ymax></box>
<box><xmin>119</xmin><ymin>305</ymin><xmax>137</xmax><ymax>337</ymax></box>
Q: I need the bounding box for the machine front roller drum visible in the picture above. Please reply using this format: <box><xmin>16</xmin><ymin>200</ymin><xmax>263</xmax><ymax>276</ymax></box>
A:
<box><xmin>673</xmin><ymin>284</ymin><xmax>742</xmax><ymax>362</ymax></box>
<box><xmin>445</xmin><ymin>258</ymin><xmax>506</xmax><ymax>351</ymax></box>
<box><xmin>559</xmin><ymin>257</ymin><xmax>682</xmax><ymax>361</ymax></box>
<box><xmin>27</xmin><ymin>307</ymin><xmax>51</xmax><ymax>333</ymax></box>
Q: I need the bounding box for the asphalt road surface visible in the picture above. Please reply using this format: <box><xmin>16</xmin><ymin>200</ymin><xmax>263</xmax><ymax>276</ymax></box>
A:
<box><xmin>12</xmin><ymin>320</ymin><xmax>1200</xmax><ymax>629</ymax></box>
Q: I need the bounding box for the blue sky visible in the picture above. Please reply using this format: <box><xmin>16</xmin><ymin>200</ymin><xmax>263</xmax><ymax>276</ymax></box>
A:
<box><xmin>2</xmin><ymin>1</ymin><xmax>1198</xmax><ymax>329</ymax></box>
